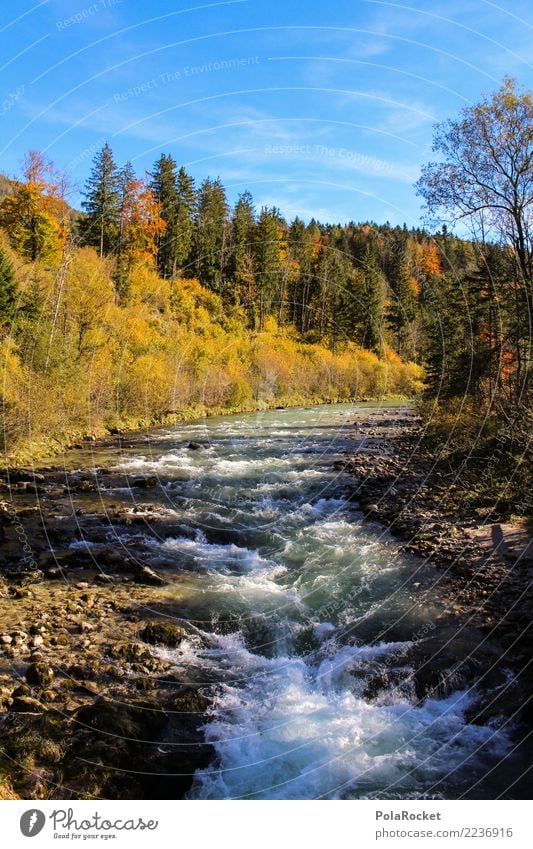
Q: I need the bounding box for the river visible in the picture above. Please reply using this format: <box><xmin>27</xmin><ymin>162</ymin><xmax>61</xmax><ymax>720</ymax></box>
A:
<box><xmin>91</xmin><ymin>402</ymin><xmax>511</xmax><ymax>800</ymax></box>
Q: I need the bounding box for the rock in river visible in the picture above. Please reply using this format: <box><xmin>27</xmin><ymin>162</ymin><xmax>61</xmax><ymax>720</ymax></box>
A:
<box><xmin>140</xmin><ymin>621</ymin><xmax>185</xmax><ymax>647</ymax></box>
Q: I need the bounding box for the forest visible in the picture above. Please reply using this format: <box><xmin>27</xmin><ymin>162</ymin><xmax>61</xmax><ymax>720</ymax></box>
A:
<box><xmin>0</xmin><ymin>80</ymin><xmax>530</xmax><ymax>513</ymax></box>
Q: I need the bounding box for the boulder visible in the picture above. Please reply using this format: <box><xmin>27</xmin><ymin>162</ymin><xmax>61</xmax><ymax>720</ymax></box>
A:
<box><xmin>131</xmin><ymin>476</ymin><xmax>158</xmax><ymax>489</ymax></box>
<box><xmin>164</xmin><ymin>688</ymin><xmax>211</xmax><ymax>714</ymax></box>
<box><xmin>140</xmin><ymin>621</ymin><xmax>185</xmax><ymax>647</ymax></box>
<box><xmin>11</xmin><ymin>695</ymin><xmax>45</xmax><ymax>713</ymax></box>
<box><xmin>132</xmin><ymin>565</ymin><xmax>167</xmax><ymax>586</ymax></box>
<box><xmin>25</xmin><ymin>662</ymin><xmax>54</xmax><ymax>688</ymax></box>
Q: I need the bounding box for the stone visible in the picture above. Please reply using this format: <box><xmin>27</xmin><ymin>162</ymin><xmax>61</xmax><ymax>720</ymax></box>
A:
<box><xmin>132</xmin><ymin>565</ymin><xmax>167</xmax><ymax>586</ymax></box>
<box><xmin>111</xmin><ymin>642</ymin><xmax>154</xmax><ymax>665</ymax></box>
<box><xmin>165</xmin><ymin>688</ymin><xmax>211</xmax><ymax>713</ymax></box>
<box><xmin>11</xmin><ymin>695</ymin><xmax>45</xmax><ymax>713</ymax></box>
<box><xmin>76</xmin><ymin>479</ymin><xmax>98</xmax><ymax>493</ymax></box>
<box><xmin>140</xmin><ymin>621</ymin><xmax>185</xmax><ymax>647</ymax></box>
<box><xmin>25</xmin><ymin>662</ymin><xmax>54</xmax><ymax>688</ymax></box>
<box><xmin>11</xmin><ymin>630</ymin><xmax>28</xmax><ymax>643</ymax></box>
<box><xmin>131</xmin><ymin>476</ymin><xmax>158</xmax><ymax>489</ymax></box>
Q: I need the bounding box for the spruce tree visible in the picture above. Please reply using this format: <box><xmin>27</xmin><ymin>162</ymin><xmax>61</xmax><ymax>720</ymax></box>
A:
<box><xmin>0</xmin><ymin>247</ymin><xmax>18</xmax><ymax>327</ymax></box>
<box><xmin>288</xmin><ymin>217</ymin><xmax>315</xmax><ymax>332</ymax></box>
<box><xmin>359</xmin><ymin>245</ymin><xmax>384</xmax><ymax>353</ymax></box>
<box><xmin>254</xmin><ymin>207</ymin><xmax>282</xmax><ymax>329</ymax></box>
<box><xmin>150</xmin><ymin>153</ymin><xmax>179</xmax><ymax>279</ymax></box>
<box><xmin>80</xmin><ymin>142</ymin><xmax>120</xmax><ymax>257</ymax></box>
<box><xmin>174</xmin><ymin>167</ymin><xmax>196</xmax><ymax>276</ymax></box>
<box><xmin>114</xmin><ymin>161</ymin><xmax>137</xmax><ymax>299</ymax></box>
<box><xmin>387</xmin><ymin>250</ymin><xmax>416</xmax><ymax>358</ymax></box>
<box><xmin>229</xmin><ymin>191</ymin><xmax>256</xmax><ymax>312</ymax></box>
<box><xmin>193</xmin><ymin>178</ymin><xmax>228</xmax><ymax>294</ymax></box>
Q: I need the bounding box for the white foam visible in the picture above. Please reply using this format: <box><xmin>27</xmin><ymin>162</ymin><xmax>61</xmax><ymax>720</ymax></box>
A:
<box><xmin>191</xmin><ymin>642</ymin><xmax>509</xmax><ymax>800</ymax></box>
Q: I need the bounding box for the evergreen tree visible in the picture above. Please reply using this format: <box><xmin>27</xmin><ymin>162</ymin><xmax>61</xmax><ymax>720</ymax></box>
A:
<box><xmin>0</xmin><ymin>247</ymin><xmax>18</xmax><ymax>326</ymax></box>
<box><xmin>114</xmin><ymin>162</ymin><xmax>165</xmax><ymax>301</ymax></box>
<box><xmin>115</xmin><ymin>161</ymin><xmax>137</xmax><ymax>299</ymax></box>
<box><xmin>254</xmin><ymin>207</ymin><xmax>282</xmax><ymax>329</ymax></box>
<box><xmin>387</xmin><ymin>249</ymin><xmax>416</xmax><ymax>358</ymax></box>
<box><xmin>80</xmin><ymin>142</ymin><xmax>120</xmax><ymax>257</ymax></box>
<box><xmin>228</xmin><ymin>191</ymin><xmax>256</xmax><ymax>316</ymax></box>
<box><xmin>192</xmin><ymin>178</ymin><xmax>228</xmax><ymax>294</ymax></box>
<box><xmin>174</xmin><ymin>167</ymin><xmax>196</xmax><ymax>276</ymax></box>
<box><xmin>358</xmin><ymin>245</ymin><xmax>384</xmax><ymax>353</ymax></box>
<box><xmin>311</xmin><ymin>242</ymin><xmax>350</xmax><ymax>345</ymax></box>
<box><xmin>288</xmin><ymin>217</ymin><xmax>315</xmax><ymax>332</ymax></box>
<box><xmin>150</xmin><ymin>153</ymin><xmax>178</xmax><ymax>280</ymax></box>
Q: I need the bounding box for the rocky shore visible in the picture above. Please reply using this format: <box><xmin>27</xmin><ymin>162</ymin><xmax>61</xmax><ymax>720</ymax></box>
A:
<box><xmin>1</xmin><ymin>408</ymin><xmax>532</xmax><ymax>800</ymax></box>
<box><xmin>0</xmin><ymin>449</ymin><xmax>219</xmax><ymax>800</ymax></box>
<box><xmin>342</xmin><ymin>408</ymin><xmax>533</xmax><ymax>745</ymax></box>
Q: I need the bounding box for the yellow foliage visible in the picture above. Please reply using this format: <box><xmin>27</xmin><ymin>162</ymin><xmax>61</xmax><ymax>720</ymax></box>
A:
<box><xmin>1</xmin><ymin>244</ymin><xmax>424</xmax><ymax>456</ymax></box>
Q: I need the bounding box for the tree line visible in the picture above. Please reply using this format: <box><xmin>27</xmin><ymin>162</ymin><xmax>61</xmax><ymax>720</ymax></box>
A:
<box><xmin>0</xmin><ymin>78</ymin><xmax>531</xmax><ymax>507</ymax></box>
<box><xmin>0</xmin><ymin>142</ymin><xmax>451</xmax><ymax>363</ymax></box>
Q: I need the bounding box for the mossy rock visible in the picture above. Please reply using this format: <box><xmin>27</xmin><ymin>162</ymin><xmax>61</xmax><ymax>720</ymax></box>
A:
<box><xmin>165</xmin><ymin>688</ymin><xmax>211</xmax><ymax>713</ymax></box>
<box><xmin>140</xmin><ymin>621</ymin><xmax>184</xmax><ymax>647</ymax></box>
<box><xmin>111</xmin><ymin>642</ymin><xmax>154</xmax><ymax>664</ymax></box>
<box><xmin>25</xmin><ymin>662</ymin><xmax>54</xmax><ymax>688</ymax></box>
<box><xmin>11</xmin><ymin>695</ymin><xmax>45</xmax><ymax>713</ymax></box>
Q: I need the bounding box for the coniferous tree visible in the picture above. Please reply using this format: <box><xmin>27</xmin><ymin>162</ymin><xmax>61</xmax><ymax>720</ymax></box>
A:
<box><xmin>115</xmin><ymin>161</ymin><xmax>137</xmax><ymax>299</ymax></box>
<box><xmin>192</xmin><ymin>178</ymin><xmax>228</xmax><ymax>294</ymax></box>
<box><xmin>114</xmin><ymin>164</ymin><xmax>165</xmax><ymax>301</ymax></box>
<box><xmin>254</xmin><ymin>207</ymin><xmax>282</xmax><ymax>329</ymax></box>
<box><xmin>80</xmin><ymin>142</ymin><xmax>120</xmax><ymax>257</ymax></box>
<box><xmin>288</xmin><ymin>217</ymin><xmax>315</xmax><ymax>332</ymax></box>
<box><xmin>306</xmin><ymin>233</ymin><xmax>362</xmax><ymax>348</ymax></box>
<box><xmin>387</xmin><ymin>249</ymin><xmax>416</xmax><ymax>358</ymax></box>
<box><xmin>358</xmin><ymin>245</ymin><xmax>385</xmax><ymax>353</ymax></box>
<box><xmin>229</xmin><ymin>191</ymin><xmax>256</xmax><ymax>313</ymax></box>
<box><xmin>174</xmin><ymin>167</ymin><xmax>196</xmax><ymax>276</ymax></box>
<box><xmin>150</xmin><ymin>153</ymin><xmax>179</xmax><ymax>280</ymax></box>
<box><xmin>0</xmin><ymin>247</ymin><xmax>18</xmax><ymax>327</ymax></box>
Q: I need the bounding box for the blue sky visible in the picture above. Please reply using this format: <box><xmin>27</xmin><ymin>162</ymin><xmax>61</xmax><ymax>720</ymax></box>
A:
<box><xmin>1</xmin><ymin>0</ymin><xmax>532</xmax><ymax>226</ymax></box>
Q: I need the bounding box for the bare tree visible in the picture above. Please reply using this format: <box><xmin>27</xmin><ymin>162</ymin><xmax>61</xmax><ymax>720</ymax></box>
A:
<box><xmin>416</xmin><ymin>78</ymin><xmax>532</xmax><ymax>291</ymax></box>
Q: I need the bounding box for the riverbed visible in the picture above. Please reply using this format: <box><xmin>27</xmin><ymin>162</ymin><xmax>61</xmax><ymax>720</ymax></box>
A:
<box><xmin>0</xmin><ymin>403</ymin><xmax>519</xmax><ymax>799</ymax></box>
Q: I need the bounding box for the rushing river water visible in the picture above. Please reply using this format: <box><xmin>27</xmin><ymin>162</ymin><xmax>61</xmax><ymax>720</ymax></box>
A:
<box><xmin>99</xmin><ymin>403</ymin><xmax>510</xmax><ymax>799</ymax></box>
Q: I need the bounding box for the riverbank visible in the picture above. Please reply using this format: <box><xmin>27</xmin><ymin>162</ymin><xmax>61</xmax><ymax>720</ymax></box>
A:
<box><xmin>0</xmin><ymin>403</ymin><xmax>530</xmax><ymax>800</ymax></box>
<box><xmin>342</xmin><ymin>408</ymin><xmax>533</xmax><ymax>732</ymax></box>
<box><xmin>0</xmin><ymin>433</ymin><xmax>225</xmax><ymax>799</ymax></box>
<box><xmin>2</xmin><ymin>394</ymin><xmax>408</xmax><ymax>468</ymax></box>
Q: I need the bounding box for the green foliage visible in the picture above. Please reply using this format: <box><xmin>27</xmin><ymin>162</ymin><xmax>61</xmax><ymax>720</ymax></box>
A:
<box><xmin>229</xmin><ymin>191</ymin><xmax>256</xmax><ymax>311</ymax></box>
<box><xmin>254</xmin><ymin>207</ymin><xmax>283</xmax><ymax>329</ymax></box>
<box><xmin>0</xmin><ymin>246</ymin><xmax>18</xmax><ymax>326</ymax></box>
<box><xmin>80</xmin><ymin>142</ymin><xmax>121</xmax><ymax>257</ymax></box>
<box><xmin>358</xmin><ymin>245</ymin><xmax>385</xmax><ymax>353</ymax></box>
<box><xmin>192</xmin><ymin>177</ymin><xmax>229</xmax><ymax>294</ymax></box>
<box><xmin>150</xmin><ymin>157</ymin><xmax>196</xmax><ymax>280</ymax></box>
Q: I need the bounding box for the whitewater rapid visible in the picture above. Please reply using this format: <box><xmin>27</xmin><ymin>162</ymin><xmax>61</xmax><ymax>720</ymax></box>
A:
<box><xmin>111</xmin><ymin>404</ymin><xmax>510</xmax><ymax>799</ymax></box>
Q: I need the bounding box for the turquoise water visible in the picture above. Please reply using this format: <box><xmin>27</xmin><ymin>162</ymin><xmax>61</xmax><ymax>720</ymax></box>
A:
<box><xmin>108</xmin><ymin>404</ymin><xmax>511</xmax><ymax>799</ymax></box>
